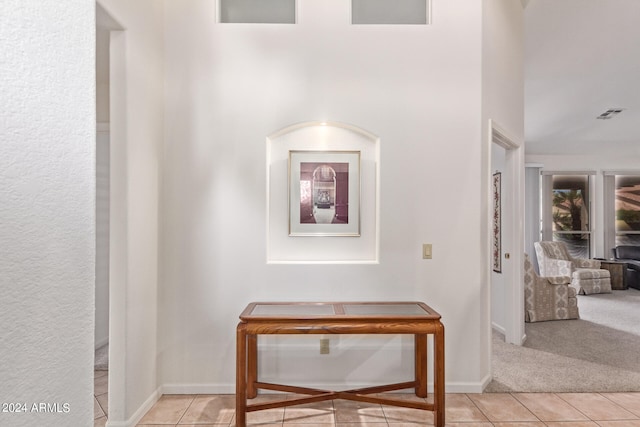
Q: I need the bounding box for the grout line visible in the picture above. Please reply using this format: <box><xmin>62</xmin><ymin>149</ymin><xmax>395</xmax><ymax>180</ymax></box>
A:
<box><xmin>510</xmin><ymin>392</ymin><xmax>544</xmax><ymax>423</ymax></box>
<box><xmin>175</xmin><ymin>394</ymin><xmax>197</xmax><ymax>426</ymax></box>
<box><xmin>597</xmin><ymin>391</ymin><xmax>640</xmax><ymax>419</ymax></box>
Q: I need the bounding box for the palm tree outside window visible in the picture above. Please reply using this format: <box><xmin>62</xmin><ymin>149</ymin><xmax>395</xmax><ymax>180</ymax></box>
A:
<box><xmin>542</xmin><ymin>173</ymin><xmax>593</xmax><ymax>259</ymax></box>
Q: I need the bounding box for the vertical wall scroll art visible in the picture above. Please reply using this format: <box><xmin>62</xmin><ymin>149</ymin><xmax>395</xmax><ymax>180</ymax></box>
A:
<box><xmin>492</xmin><ymin>171</ymin><xmax>502</xmax><ymax>273</ymax></box>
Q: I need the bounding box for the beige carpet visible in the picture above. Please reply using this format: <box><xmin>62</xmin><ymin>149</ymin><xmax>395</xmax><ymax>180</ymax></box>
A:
<box><xmin>95</xmin><ymin>344</ymin><xmax>108</xmax><ymax>371</ymax></box>
<box><xmin>487</xmin><ymin>288</ymin><xmax>640</xmax><ymax>392</ymax></box>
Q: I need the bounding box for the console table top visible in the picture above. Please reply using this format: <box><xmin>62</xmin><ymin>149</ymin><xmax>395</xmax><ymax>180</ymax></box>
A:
<box><xmin>239</xmin><ymin>301</ymin><xmax>441</xmax><ymax>321</ymax></box>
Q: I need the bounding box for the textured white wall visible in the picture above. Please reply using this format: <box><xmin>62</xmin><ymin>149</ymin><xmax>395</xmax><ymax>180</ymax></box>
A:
<box><xmin>0</xmin><ymin>1</ymin><xmax>95</xmax><ymax>426</ymax></box>
<box><xmin>159</xmin><ymin>0</ymin><xmax>497</xmax><ymax>393</ymax></box>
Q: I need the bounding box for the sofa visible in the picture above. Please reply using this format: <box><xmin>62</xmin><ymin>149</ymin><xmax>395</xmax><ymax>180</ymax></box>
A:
<box><xmin>612</xmin><ymin>245</ymin><xmax>640</xmax><ymax>290</ymax></box>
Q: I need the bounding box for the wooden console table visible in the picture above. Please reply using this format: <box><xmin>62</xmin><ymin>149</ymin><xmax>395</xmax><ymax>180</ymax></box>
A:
<box><xmin>236</xmin><ymin>301</ymin><xmax>445</xmax><ymax>427</ymax></box>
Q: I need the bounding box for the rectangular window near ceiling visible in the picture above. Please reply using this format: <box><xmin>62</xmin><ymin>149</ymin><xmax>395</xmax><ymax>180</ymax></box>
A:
<box><xmin>615</xmin><ymin>175</ymin><xmax>640</xmax><ymax>246</ymax></box>
<box><xmin>220</xmin><ymin>0</ymin><xmax>295</xmax><ymax>24</ymax></box>
<box><xmin>352</xmin><ymin>0</ymin><xmax>429</xmax><ymax>25</ymax></box>
<box><xmin>548</xmin><ymin>174</ymin><xmax>592</xmax><ymax>258</ymax></box>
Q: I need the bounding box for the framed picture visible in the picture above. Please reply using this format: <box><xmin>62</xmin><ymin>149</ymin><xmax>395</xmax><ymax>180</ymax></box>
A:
<box><xmin>289</xmin><ymin>150</ymin><xmax>361</xmax><ymax>236</ymax></box>
<box><xmin>492</xmin><ymin>171</ymin><xmax>502</xmax><ymax>273</ymax></box>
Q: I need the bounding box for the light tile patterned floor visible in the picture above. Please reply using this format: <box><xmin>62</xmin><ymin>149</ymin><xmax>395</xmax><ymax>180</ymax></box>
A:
<box><xmin>133</xmin><ymin>390</ymin><xmax>640</xmax><ymax>426</ymax></box>
<box><xmin>94</xmin><ymin>370</ymin><xmax>108</xmax><ymax>427</ymax></box>
<box><xmin>93</xmin><ymin>372</ymin><xmax>640</xmax><ymax>427</ymax></box>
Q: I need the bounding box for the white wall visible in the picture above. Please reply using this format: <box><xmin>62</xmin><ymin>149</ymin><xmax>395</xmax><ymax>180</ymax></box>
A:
<box><xmin>525</xmin><ymin>165</ymin><xmax>542</xmax><ymax>272</ymax></box>
<box><xmin>97</xmin><ymin>0</ymin><xmax>164</xmax><ymax>424</ymax></box>
<box><xmin>0</xmin><ymin>1</ymin><xmax>95</xmax><ymax>426</ymax></box>
<box><xmin>527</xmin><ymin>153</ymin><xmax>640</xmax><ymax>258</ymax></box>
<box><xmin>96</xmin><ymin>126</ymin><xmax>110</xmax><ymax>349</ymax></box>
<box><xmin>482</xmin><ymin>0</ymin><xmax>525</xmax><ymax>346</ymax></box>
<box><xmin>157</xmin><ymin>0</ymin><xmax>518</xmax><ymax>393</ymax></box>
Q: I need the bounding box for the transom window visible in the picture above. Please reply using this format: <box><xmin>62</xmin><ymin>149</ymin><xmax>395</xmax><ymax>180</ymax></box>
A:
<box><xmin>352</xmin><ymin>0</ymin><xmax>429</xmax><ymax>25</ymax></box>
<box><xmin>219</xmin><ymin>0</ymin><xmax>295</xmax><ymax>24</ymax></box>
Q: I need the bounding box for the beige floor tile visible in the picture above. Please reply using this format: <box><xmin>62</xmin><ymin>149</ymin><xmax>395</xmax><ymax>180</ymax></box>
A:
<box><xmin>601</xmin><ymin>393</ymin><xmax>640</xmax><ymax>417</ymax></box>
<box><xmin>178</xmin><ymin>394</ymin><xmax>235</xmax><ymax>424</ymax></box>
<box><xmin>230</xmin><ymin>423</ymin><xmax>281</xmax><ymax>427</ymax></box>
<box><xmin>467</xmin><ymin>393</ymin><xmax>538</xmax><ymax>422</ymax></box>
<box><xmin>382</xmin><ymin>406</ymin><xmax>433</xmax><ymax>424</ymax></box>
<box><xmin>544</xmin><ymin>422</ymin><xmax>600</xmax><ymax>427</ymax></box>
<box><xmin>334</xmin><ymin>399</ymin><xmax>387</xmax><ymax>423</ymax></box>
<box><xmin>335</xmin><ymin>423</ymin><xmax>388</xmax><ymax>427</ymax></box>
<box><xmin>96</xmin><ymin>393</ymin><xmax>108</xmax><ymax>417</ymax></box>
<box><xmin>285</xmin><ymin>424</ymin><xmax>334</xmax><ymax>427</ymax></box>
<box><xmin>446</xmin><ymin>394</ymin><xmax>488</xmax><ymax>422</ymax></box>
<box><xmin>94</xmin><ymin>373</ymin><xmax>108</xmax><ymax>396</ymax></box>
<box><xmin>95</xmin><ymin>397</ymin><xmax>105</xmax><ymax>419</ymax></box>
<box><xmin>386</xmin><ymin>423</ymin><xmax>431</xmax><ymax>426</ymax></box>
<box><xmin>137</xmin><ymin>394</ymin><xmax>194</xmax><ymax>424</ymax></box>
<box><xmin>380</xmin><ymin>393</ymin><xmax>433</xmax><ymax>424</ymax></box>
<box><xmin>236</xmin><ymin>394</ymin><xmax>286</xmax><ymax>425</ymax></box>
<box><xmin>94</xmin><ymin>415</ymin><xmax>107</xmax><ymax>427</ymax></box>
<box><xmin>443</xmin><ymin>423</ymin><xmax>492</xmax><ymax>427</ymax></box>
<box><xmin>595</xmin><ymin>422</ymin><xmax>640</xmax><ymax>427</ymax></box>
<box><xmin>283</xmin><ymin>399</ymin><xmax>335</xmax><ymax>424</ymax></box>
<box><xmin>513</xmin><ymin>393</ymin><xmax>589</xmax><ymax>422</ymax></box>
<box><xmin>491</xmin><ymin>423</ymin><xmax>545</xmax><ymax>427</ymax></box>
<box><xmin>557</xmin><ymin>393</ymin><xmax>638</xmax><ymax>421</ymax></box>
<box><xmin>94</xmin><ymin>370</ymin><xmax>108</xmax><ymax>379</ymax></box>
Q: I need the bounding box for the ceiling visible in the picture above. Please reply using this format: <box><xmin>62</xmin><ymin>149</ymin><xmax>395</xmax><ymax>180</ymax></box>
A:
<box><xmin>524</xmin><ymin>0</ymin><xmax>640</xmax><ymax>156</ymax></box>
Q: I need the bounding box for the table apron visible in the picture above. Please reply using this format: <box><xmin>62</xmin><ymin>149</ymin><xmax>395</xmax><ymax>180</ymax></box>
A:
<box><xmin>242</xmin><ymin>321</ymin><xmax>441</xmax><ymax>335</ymax></box>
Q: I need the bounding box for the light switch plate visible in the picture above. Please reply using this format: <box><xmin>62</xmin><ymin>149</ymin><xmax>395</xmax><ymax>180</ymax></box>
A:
<box><xmin>422</xmin><ymin>244</ymin><xmax>432</xmax><ymax>259</ymax></box>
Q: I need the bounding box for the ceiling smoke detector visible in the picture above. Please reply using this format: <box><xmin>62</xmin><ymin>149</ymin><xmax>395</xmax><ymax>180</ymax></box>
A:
<box><xmin>596</xmin><ymin>108</ymin><xmax>625</xmax><ymax>120</ymax></box>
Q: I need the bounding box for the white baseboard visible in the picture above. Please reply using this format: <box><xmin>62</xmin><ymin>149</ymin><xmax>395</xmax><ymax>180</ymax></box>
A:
<box><xmin>95</xmin><ymin>338</ymin><xmax>109</xmax><ymax>350</ymax></box>
<box><xmin>105</xmin><ymin>387</ymin><xmax>161</xmax><ymax>427</ymax></box>
<box><xmin>491</xmin><ymin>322</ymin><xmax>506</xmax><ymax>335</ymax></box>
<box><xmin>477</xmin><ymin>372</ymin><xmax>493</xmax><ymax>393</ymax></box>
<box><xmin>162</xmin><ymin>383</ymin><xmax>236</xmax><ymax>395</ymax></box>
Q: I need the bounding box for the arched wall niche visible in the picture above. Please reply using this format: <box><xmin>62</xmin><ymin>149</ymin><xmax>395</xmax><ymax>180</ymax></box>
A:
<box><xmin>266</xmin><ymin>121</ymin><xmax>380</xmax><ymax>263</ymax></box>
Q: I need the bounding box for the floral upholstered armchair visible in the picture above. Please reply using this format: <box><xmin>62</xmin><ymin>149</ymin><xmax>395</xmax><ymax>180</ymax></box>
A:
<box><xmin>524</xmin><ymin>253</ymin><xmax>579</xmax><ymax>322</ymax></box>
<box><xmin>534</xmin><ymin>241</ymin><xmax>612</xmax><ymax>295</ymax></box>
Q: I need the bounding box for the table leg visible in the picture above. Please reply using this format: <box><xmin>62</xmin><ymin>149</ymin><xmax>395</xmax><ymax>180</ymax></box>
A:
<box><xmin>247</xmin><ymin>334</ymin><xmax>258</xmax><ymax>399</ymax></box>
<box><xmin>414</xmin><ymin>334</ymin><xmax>428</xmax><ymax>398</ymax></box>
<box><xmin>236</xmin><ymin>323</ymin><xmax>247</xmax><ymax>427</ymax></box>
<box><xmin>433</xmin><ymin>322</ymin><xmax>445</xmax><ymax>427</ymax></box>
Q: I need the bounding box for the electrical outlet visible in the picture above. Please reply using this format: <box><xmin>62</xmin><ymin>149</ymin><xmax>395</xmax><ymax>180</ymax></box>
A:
<box><xmin>320</xmin><ymin>338</ymin><xmax>330</xmax><ymax>354</ymax></box>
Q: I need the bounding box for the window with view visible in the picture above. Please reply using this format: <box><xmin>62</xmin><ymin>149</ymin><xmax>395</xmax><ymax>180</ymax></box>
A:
<box><xmin>615</xmin><ymin>175</ymin><xmax>640</xmax><ymax>246</ymax></box>
<box><xmin>542</xmin><ymin>173</ymin><xmax>592</xmax><ymax>259</ymax></box>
